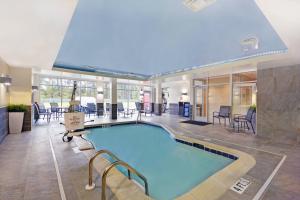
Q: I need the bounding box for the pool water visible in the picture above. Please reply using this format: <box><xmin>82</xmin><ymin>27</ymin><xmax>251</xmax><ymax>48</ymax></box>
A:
<box><xmin>85</xmin><ymin>124</ymin><xmax>233</xmax><ymax>200</ymax></box>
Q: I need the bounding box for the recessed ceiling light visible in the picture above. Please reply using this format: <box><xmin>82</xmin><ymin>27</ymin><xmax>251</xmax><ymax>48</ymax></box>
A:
<box><xmin>183</xmin><ymin>0</ymin><xmax>216</xmax><ymax>12</ymax></box>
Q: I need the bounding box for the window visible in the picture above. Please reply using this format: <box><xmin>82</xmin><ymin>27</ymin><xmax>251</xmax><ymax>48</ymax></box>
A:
<box><xmin>117</xmin><ymin>83</ymin><xmax>142</xmax><ymax>109</ymax></box>
<box><xmin>39</xmin><ymin>77</ymin><xmax>97</xmax><ymax>108</ymax></box>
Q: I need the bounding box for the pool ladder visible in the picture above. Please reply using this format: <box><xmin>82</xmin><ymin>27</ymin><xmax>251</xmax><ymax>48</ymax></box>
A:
<box><xmin>85</xmin><ymin>149</ymin><xmax>149</xmax><ymax>200</ymax></box>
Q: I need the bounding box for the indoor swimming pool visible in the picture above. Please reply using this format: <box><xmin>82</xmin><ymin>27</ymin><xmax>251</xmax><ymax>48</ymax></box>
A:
<box><xmin>85</xmin><ymin>123</ymin><xmax>235</xmax><ymax>200</ymax></box>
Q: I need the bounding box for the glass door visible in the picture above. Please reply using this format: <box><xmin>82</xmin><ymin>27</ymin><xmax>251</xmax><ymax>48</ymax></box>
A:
<box><xmin>194</xmin><ymin>85</ymin><xmax>208</xmax><ymax>122</ymax></box>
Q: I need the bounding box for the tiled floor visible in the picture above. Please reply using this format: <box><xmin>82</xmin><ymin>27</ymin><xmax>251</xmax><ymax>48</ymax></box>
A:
<box><xmin>0</xmin><ymin>114</ymin><xmax>299</xmax><ymax>200</ymax></box>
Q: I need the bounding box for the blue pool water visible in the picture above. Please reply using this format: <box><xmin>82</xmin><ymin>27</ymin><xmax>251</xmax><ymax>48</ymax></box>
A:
<box><xmin>85</xmin><ymin>124</ymin><xmax>233</xmax><ymax>200</ymax></box>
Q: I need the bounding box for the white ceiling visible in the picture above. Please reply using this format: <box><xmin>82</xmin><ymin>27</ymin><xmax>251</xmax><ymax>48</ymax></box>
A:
<box><xmin>0</xmin><ymin>0</ymin><xmax>78</xmax><ymax>68</ymax></box>
<box><xmin>0</xmin><ymin>0</ymin><xmax>299</xmax><ymax>69</ymax></box>
<box><xmin>255</xmin><ymin>0</ymin><xmax>300</xmax><ymax>66</ymax></box>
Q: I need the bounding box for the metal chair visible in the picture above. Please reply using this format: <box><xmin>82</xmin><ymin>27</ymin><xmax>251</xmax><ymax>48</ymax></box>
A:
<box><xmin>33</xmin><ymin>102</ymin><xmax>52</xmax><ymax>123</ymax></box>
<box><xmin>86</xmin><ymin>103</ymin><xmax>97</xmax><ymax>118</ymax></box>
<box><xmin>233</xmin><ymin>107</ymin><xmax>256</xmax><ymax>134</ymax></box>
<box><xmin>117</xmin><ymin>102</ymin><xmax>133</xmax><ymax>117</ymax></box>
<box><xmin>213</xmin><ymin>106</ymin><xmax>231</xmax><ymax>126</ymax></box>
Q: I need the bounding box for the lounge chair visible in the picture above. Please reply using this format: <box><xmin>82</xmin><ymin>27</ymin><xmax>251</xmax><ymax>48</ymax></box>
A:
<box><xmin>213</xmin><ymin>106</ymin><xmax>231</xmax><ymax>126</ymax></box>
<box><xmin>33</xmin><ymin>102</ymin><xmax>52</xmax><ymax>123</ymax></box>
<box><xmin>233</xmin><ymin>107</ymin><xmax>256</xmax><ymax>133</ymax></box>
<box><xmin>117</xmin><ymin>102</ymin><xmax>133</xmax><ymax>117</ymax></box>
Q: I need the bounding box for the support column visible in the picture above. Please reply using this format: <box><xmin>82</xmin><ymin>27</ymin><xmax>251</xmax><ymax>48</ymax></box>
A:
<box><xmin>154</xmin><ymin>80</ymin><xmax>162</xmax><ymax>115</ymax></box>
<box><xmin>111</xmin><ymin>78</ymin><xmax>118</xmax><ymax>120</ymax></box>
<box><xmin>96</xmin><ymin>81</ymin><xmax>104</xmax><ymax>116</ymax></box>
<box><xmin>189</xmin><ymin>77</ymin><xmax>194</xmax><ymax>120</ymax></box>
<box><xmin>32</xmin><ymin>74</ymin><xmax>40</xmax><ymax>103</ymax></box>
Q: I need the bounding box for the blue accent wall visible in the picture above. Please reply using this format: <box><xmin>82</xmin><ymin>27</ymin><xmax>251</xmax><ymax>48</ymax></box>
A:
<box><xmin>0</xmin><ymin>107</ymin><xmax>8</xmax><ymax>143</ymax></box>
<box><xmin>55</xmin><ymin>0</ymin><xmax>287</xmax><ymax>76</ymax></box>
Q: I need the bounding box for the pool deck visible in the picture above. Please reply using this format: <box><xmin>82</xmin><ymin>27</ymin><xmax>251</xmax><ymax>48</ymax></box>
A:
<box><xmin>0</xmin><ymin>114</ymin><xmax>299</xmax><ymax>200</ymax></box>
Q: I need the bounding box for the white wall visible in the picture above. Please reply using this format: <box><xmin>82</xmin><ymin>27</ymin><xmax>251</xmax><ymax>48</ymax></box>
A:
<box><xmin>9</xmin><ymin>67</ymin><xmax>32</xmax><ymax>105</ymax></box>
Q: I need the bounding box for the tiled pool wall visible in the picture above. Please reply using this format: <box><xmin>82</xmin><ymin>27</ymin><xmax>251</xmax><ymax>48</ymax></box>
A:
<box><xmin>85</xmin><ymin>121</ymin><xmax>239</xmax><ymax>161</ymax></box>
<box><xmin>175</xmin><ymin>139</ymin><xmax>238</xmax><ymax>160</ymax></box>
<box><xmin>0</xmin><ymin>107</ymin><xmax>8</xmax><ymax>143</ymax></box>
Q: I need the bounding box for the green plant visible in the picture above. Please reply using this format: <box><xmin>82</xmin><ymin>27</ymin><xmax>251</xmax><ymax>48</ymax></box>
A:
<box><xmin>7</xmin><ymin>104</ymin><xmax>28</xmax><ymax>112</ymax></box>
<box><xmin>250</xmin><ymin>104</ymin><xmax>256</xmax><ymax>110</ymax></box>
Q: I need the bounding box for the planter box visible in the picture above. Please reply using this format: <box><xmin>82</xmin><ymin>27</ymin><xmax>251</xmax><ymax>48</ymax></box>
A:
<box><xmin>9</xmin><ymin>112</ymin><xmax>24</xmax><ymax>134</ymax></box>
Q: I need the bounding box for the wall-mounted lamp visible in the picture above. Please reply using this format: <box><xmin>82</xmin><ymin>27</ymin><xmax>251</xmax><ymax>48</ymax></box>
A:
<box><xmin>0</xmin><ymin>75</ymin><xmax>12</xmax><ymax>86</ymax></box>
<box><xmin>140</xmin><ymin>89</ymin><xmax>144</xmax><ymax>96</ymax></box>
<box><xmin>181</xmin><ymin>92</ymin><xmax>188</xmax><ymax>96</ymax></box>
<box><xmin>32</xmin><ymin>86</ymin><xmax>39</xmax><ymax>91</ymax></box>
<box><xmin>97</xmin><ymin>91</ymin><xmax>104</xmax><ymax>95</ymax></box>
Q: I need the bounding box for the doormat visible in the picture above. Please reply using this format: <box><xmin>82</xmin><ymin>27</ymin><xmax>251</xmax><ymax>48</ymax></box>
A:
<box><xmin>181</xmin><ymin>120</ymin><xmax>211</xmax><ymax>126</ymax></box>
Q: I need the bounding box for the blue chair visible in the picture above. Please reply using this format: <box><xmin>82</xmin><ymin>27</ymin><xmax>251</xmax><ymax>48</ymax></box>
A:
<box><xmin>86</xmin><ymin>103</ymin><xmax>97</xmax><ymax>118</ymax></box>
<box><xmin>213</xmin><ymin>106</ymin><xmax>231</xmax><ymax>126</ymax></box>
<box><xmin>33</xmin><ymin>102</ymin><xmax>52</xmax><ymax>123</ymax></box>
<box><xmin>118</xmin><ymin>102</ymin><xmax>133</xmax><ymax>117</ymax></box>
<box><xmin>233</xmin><ymin>107</ymin><xmax>256</xmax><ymax>133</ymax></box>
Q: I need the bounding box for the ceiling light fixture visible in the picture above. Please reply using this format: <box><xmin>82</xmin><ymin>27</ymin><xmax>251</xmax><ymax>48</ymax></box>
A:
<box><xmin>183</xmin><ymin>0</ymin><xmax>216</xmax><ymax>12</ymax></box>
<box><xmin>241</xmin><ymin>37</ymin><xmax>259</xmax><ymax>52</ymax></box>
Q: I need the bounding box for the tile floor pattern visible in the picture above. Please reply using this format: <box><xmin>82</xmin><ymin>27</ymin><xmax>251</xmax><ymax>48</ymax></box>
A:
<box><xmin>0</xmin><ymin>114</ymin><xmax>299</xmax><ymax>200</ymax></box>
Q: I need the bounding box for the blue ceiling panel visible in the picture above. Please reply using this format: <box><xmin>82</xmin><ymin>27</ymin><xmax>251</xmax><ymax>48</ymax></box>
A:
<box><xmin>54</xmin><ymin>0</ymin><xmax>287</xmax><ymax>78</ymax></box>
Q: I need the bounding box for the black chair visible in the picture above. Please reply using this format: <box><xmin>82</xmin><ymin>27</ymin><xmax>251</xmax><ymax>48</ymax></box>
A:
<box><xmin>233</xmin><ymin>107</ymin><xmax>256</xmax><ymax>134</ymax></box>
<box><xmin>86</xmin><ymin>103</ymin><xmax>97</xmax><ymax>118</ymax></box>
<box><xmin>33</xmin><ymin>102</ymin><xmax>51</xmax><ymax>123</ymax></box>
<box><xmin>213</xmin><ymin>106</ymin><xmax>231</xmax><ymax>126</ymax></box>
<box><xmin>117</xmin><ymin>102</ymin><xmax>133</xmax><ymax>117</ymax></box>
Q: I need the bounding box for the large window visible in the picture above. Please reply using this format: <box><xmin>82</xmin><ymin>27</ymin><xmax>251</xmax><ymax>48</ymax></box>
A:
<box><xmin>39</xmin><ymin>77</ymin><xmax>98</xmax><ymax>108</ymax></box>
<box><xmin>117</xmin><ymin>83</ymin><xmax>141</xmax><ymax>109</ymax></box>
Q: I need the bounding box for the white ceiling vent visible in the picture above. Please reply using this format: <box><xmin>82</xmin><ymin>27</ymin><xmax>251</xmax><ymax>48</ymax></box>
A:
<box><xmin>183</xmin><ymin>0</ymin><xmax>216</xmax><ymax>12</ymax></box>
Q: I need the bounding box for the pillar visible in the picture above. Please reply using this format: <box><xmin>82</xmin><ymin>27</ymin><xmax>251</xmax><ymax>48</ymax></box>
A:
<box><xmin>96</xmin><ymin>81</ymin><xmax>104</xmax><ymax>116</ymax></box>
<box><xmin>111</xmin><ymin>78</ymin><xmax>117</xmax><ymax>120</ymax></box>
<box><xmin>32</xmin><ymin>74</ymin><xmax>40</xmax><ymax>104</ymax></box>
<box><xmin>189</xmin><ymin>76</ymin><xmax>194</xmax><ymax>120</ymax></box>
<box><xmin>154</xmin><ymin>80</ymin><xmax>162</xmax><ymax>115</ymax></box>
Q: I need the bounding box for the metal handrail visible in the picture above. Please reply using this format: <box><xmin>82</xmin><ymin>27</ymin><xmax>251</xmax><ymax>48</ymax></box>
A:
<box><xmin>102</xmin><ymin>160</ymin><xmax>149</xmax><ymax>200</ymax></box>
<box><xmin>87</xmin><ymin>149</ymin><xmax>122</xmax><ymax>188</ymax></box>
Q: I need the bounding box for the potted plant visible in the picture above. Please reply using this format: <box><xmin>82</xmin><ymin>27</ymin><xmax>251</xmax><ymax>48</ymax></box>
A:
<box><xmin>7</xmin><ymin>104</ymin><xmax>27</xmax><ymax>134</ymax></box>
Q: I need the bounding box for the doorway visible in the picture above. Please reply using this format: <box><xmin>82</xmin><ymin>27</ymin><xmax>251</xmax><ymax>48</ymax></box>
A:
<box><xmin>194</xmin><ymin>79</ymin><xmax>208</xmax><ymax>122</ymax></box>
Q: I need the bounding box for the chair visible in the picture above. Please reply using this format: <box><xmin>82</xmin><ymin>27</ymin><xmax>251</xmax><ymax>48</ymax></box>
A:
<box><xmin>33</xmin><ymin>102</ymin><xmax>51</xmax><ymax>123</ymax></box>
<box><xmin>86</xmin><ymin>103</ymin><xmax>97</xmax><ymax>118</ymax></box>
<box><xmin>117</xmin><ymin>102</ymin><xmax>133</xmax><ymax>117</ymax></box>
<box><xmin>233</xmin><ymin>107</ymin><xmax>256</xmax><ymax>134</ymax></box>
<box><xmin>213</xmin><ymin>106</ymin><xmax>231</xmax><ymax>126</ymax></box>
<box><xmin>50</xmin><ymin>102</ymin><xmax>61</xmax><ymax>119</ymax></box>
<box><xmin>135</xmin><ymin>102</ymin><xmax>152</xmax><ymax>116</ymax></box>
<box><xmin>105</xmin><ymin>103</ymin><xmax>111</xmax><ymax>116</ymax></box>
